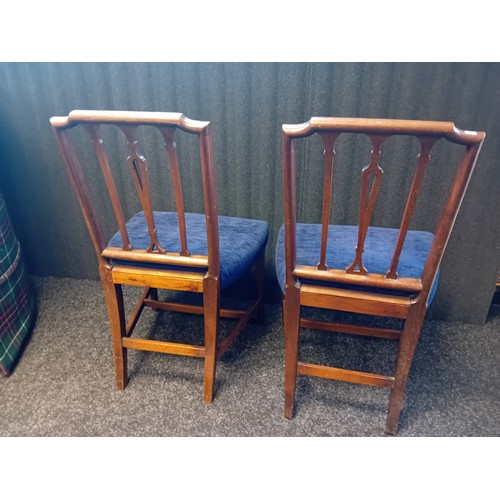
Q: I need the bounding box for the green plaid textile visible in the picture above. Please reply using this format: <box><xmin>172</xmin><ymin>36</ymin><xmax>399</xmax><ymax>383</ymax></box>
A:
<box><xmin>0</xmin><ymin>195</ymin><xmax>35</xmax><ymax>376</ymax></box>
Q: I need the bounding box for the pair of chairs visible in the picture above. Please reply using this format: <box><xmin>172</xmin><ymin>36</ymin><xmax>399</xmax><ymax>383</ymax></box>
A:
<box><xmin>50</xmin><ymin>110</ymin><xmax>485</xmax><ymax>435</ymax></box>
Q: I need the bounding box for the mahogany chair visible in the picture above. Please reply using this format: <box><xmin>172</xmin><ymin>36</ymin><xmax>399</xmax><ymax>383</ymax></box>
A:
<box><xmin>50</xmin><ymin>110</ymin><xmax>268</xmax><ymax>403</ymax></box>
<box><xmin>276</xmin><ymin>117</ymin><xmax>485</xmax><ymax>434</ymax></box>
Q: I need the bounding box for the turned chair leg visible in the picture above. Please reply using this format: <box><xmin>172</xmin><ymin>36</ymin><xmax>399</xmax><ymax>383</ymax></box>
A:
<box><xmin>283</xmin><ymin>285</ymin><xmax>301</xmax><ymax>419</ymax></box>
<box><xmin>99</xmin><ymin>265</ymin><xmax>128</xmax><ymax>390</ymax></box>
<box><xmin>386</xmin><ymin>306</ymin><xmax>426</xmax><ymax>435</ymax></box>
<box><xmin>203</xmin><ymin>275</ymin><xmax>220</xmax><ymax>403</ymax></box>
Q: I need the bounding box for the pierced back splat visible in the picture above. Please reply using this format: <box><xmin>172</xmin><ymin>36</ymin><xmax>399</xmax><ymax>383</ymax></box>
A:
<box><xmin>120</xmin><ymin>125</ymin><xmax>165</xmax><ymax>254</ymax></box>
<box><xmin>345</xmin><ymin>135</ymin><xmax>385</xmax><ymax>275</ymax></box>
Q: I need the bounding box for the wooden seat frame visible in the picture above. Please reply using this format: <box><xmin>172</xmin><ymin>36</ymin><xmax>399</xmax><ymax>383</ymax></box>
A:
<box><xmin>281</xmin><ymin>117</ymin><xmax>485</xmax><ymax>434</ymax></box>
<box><xmin>50</xmin><ymin>110</ymin><xmax>265</xmax><ymax>403</ymax></box>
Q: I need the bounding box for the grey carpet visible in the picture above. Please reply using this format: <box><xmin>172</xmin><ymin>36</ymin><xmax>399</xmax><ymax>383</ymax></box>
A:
<box><xmin>1</xmin><ymin>276</ymin><xmax>499</xmax><ymax>437</ymax></box>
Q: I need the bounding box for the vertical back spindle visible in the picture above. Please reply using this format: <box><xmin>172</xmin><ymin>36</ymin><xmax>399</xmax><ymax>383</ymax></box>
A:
<box><xmin>85</xmin><ymin>124</ymin><xmax>132</xmax><ymax>251</ymax></box>
<box><xmin>386</xmin><ymin>136</ymin><xmax>437</xmax><ymax>279</ymax></box>
<box><xmin>160</xmin><ymin>126</ymin><xmax>190</xmax><ymax>257</ymax></box>
<box><xmin>317</xmin><ymin>133</ymin><xmax>338</xmax><ymax>271</ymax></box>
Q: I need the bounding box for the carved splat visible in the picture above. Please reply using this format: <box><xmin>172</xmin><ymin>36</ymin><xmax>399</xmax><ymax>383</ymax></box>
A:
<box><xmin>84</xmin><ymin>124</ymin><xmax>132</xmax><ymax>251</ymax></box>
<box><xmin>120</xmin><ymin>125</ymin><xmax>165</xmax><ymax>253</ymax></box>
<box><xmin>386</xmin><ymin>137</ymin><xmax>437</xmax><ymax>279</ymax></box>
<box><xmin>160</xmin><ymin>126</ymin><xmax>190</xmax><ymax>257</ymax></box>
<box><xmin>317</xmin><ymin>132</ymin><xmax>338</xmax><ymax>271</ymax></box>
<box><xmin>346</xmin><ymin>135</ymin><xmax>385</xmax><ymax>275</ymax></box>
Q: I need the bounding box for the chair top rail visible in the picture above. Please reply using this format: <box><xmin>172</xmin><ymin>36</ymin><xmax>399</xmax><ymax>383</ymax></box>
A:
<box><xmin>283</xmin><ymin>117</ymin><xmax>485</xmax><ymax>145</ymax></box>
<box><xmin>50</xmin><ymin>110</ymin><xmax>210</xmax><ymax>133</ymax></box>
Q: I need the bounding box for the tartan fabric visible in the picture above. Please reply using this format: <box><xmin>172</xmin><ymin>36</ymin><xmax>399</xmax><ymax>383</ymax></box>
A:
<box><xmin>0</xmin><ymin>195</ymin><xmax>36</xmax><ymax>376</ymax></box>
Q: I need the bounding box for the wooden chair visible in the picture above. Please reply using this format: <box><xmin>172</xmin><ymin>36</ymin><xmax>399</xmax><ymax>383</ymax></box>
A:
<box><xmin>50</xmin><ymin>110</ymin><xmax>268</xmax><ymax>403</ymax></box>
<box><xmin>276</xmin><ymin>117</ymin><xmax>485</xmax><ymax>434</ymax></box>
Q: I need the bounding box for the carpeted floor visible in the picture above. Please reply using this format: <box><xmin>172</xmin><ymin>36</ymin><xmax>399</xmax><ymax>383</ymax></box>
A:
<box><xmin>1</xmin><ymin>276</ymin><xmax>499</xmax><ymax>437</ymax></box>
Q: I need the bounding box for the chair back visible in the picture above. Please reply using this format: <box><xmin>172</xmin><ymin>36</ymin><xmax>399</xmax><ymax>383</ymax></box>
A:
<box><xmin>282</xmin><ymin>117</ymin><xmax>485</xmax><ymax>301</ymax></box>
<box><xmin>50</xmin><ymin>110</ymin><xmax>220</xmax><ymax>277</ymax></box>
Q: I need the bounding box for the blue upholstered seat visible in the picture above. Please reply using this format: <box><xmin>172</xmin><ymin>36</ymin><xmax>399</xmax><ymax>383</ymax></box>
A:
<box><xmin>275</xmin><ymin>224</ymin><xmax>439</xmax><ymax>305</ymax></box>
<box><xmin>108</xmin><ymin>211</ymin><xmax>269</xmax><ymax>290</ymax></box>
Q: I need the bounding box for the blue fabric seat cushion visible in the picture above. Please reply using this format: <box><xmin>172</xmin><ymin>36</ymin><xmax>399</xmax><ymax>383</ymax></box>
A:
<box><xmin>108</xmin><ymin>211</ymin><xmax>269</xmax><ymax>290</ymax></box>
<box><xmin>275</xmin><ymin>224</ymin><xmax>439</xmax><ymax>305</ymax></box>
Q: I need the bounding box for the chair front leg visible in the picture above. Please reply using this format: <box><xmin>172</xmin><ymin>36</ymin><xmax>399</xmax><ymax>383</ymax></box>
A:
<box><xmin>386</xmin><ymin>303</ymin><xmax>426</xmax><ymax>435</ymax></box>
<box><xmin>203</xmin><ymin>275</ymin><xmax>220</xmax><ymax>403</ymax></box>
<box><xmin>99</xmin><ymin>264</ymin><xmax>128</xmax><ymax>390</ymax></box>
<box><xmin>284</xmin><ymin>283</ymin><xmax>301</xmax><ymax>419</ymax></box>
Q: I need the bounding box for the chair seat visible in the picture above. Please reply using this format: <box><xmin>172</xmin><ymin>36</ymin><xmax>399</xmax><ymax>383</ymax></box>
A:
<box><xmin>108</xmin><ymin>211</ymin><xmax>269</xmax><ymax>289</ymax></box>
<box><xmin>275</xmin><ymin>224</ymin><xmax>439</xmax><ymax>304</ymax></box>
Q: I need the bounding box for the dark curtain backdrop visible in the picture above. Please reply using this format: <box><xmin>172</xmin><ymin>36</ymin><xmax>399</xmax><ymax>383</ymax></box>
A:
<box><xmin>0</xmin><ymin>62</ymin><xmax>499</xmax><ymax>323</ymax></box>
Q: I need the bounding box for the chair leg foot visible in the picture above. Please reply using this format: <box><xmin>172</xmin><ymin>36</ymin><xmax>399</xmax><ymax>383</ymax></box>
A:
<box><xmin>385</xmin><ymin>422</ymin><xmax>398</xmax><ymax>436</ymax></box>
<box><xmin>114</xmin><ymin>348</ymin><xmax>128</xmax><ymax>390</ymax></box>
<box><xmin>203</xmin><ymin>363</ymin><xmax>216</xmax><ymax>404</ymax></box>
<box><xmin>284</xmin><ymin>396</ymin><xmax>295</xmax><ymax>419</ymax></box>
<box><xmin>386</xmin><ymin>385</ymin><xmax>405</xmax><ymax>435</ymax></box>
<box><xmin>284</xmin><ymin>369</ymin><xmax>297</xmax><ymax>419</ymax></box>
<box><xmin>115</xmin><ymin>379</ymin><xmax>127</xmax><ymax>391</ymax></box>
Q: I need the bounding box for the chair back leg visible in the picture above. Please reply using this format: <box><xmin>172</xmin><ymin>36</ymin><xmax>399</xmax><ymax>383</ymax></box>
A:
<box><xmin>284</xmin><ymin>283</ymin><xmax>301</xmax><ymax>419</ymax></box>
<box><xmin>99</xmin><ymin>265</ymin><xmax>128</xmax><ymax>390</ymax></box>
<box><xmin>386</xmin><ymin>304</ymin><xmax>427</xmax><ymax>434</ymax></box>
<box><xmin>203</xmin><ymin>275</ymin><xmax>220</xmax><ymax>403</ymax></box>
